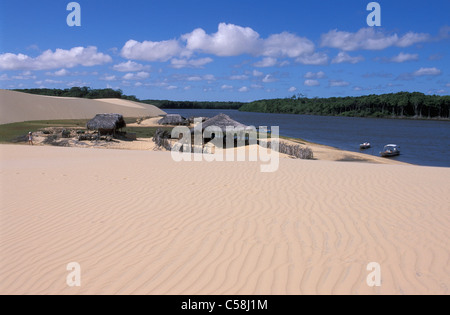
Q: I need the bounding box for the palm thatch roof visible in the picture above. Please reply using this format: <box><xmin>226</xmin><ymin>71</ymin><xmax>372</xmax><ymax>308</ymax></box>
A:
<box><xmin>87</xmin><ymin>114</ymin><xmax>126</xmax><ymax>133</ymax></box>
<box><xmin>158</xmin><ymin>114</ymin><xmax>187</xmax><ymax>125</ymax></box>
<box><xmin>191</xmin><ymin>113</ymin><xmax>248</xmax><ymax>134</ymax></box>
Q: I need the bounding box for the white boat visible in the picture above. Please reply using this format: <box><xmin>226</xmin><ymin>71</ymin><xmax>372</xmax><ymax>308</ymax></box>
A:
<box><xmin>360</xmin><ymin>142</ymin><xmax>371</xmax><ymax>150</ymax></box>
<box><xmin>380</xmin><ymin>144</ymin><xmax>400</xmax><ymax>157</ymax></box>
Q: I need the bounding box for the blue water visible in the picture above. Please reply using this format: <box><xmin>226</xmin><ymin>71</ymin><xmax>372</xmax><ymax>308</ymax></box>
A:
<box><xmin>164</xmin><ymin>109</ymin><xmax>450</xmax><ymax>167</ymax></box>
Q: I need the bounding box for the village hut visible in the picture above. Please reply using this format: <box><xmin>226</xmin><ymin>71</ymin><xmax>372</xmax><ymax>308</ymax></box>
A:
<box><xmin>87</xmin><ymin>113</ymin><xmax>126</xmax><ymax>136</ymax></box>
<box><xmin>158</xmin><ymin>114</ymin><xmax>187</xmax><ymax>125</ymax></box>
<box><xmin>191</xmin><ymin>113</ymin><xmax>254</xmax><ymax>148</ymax></box>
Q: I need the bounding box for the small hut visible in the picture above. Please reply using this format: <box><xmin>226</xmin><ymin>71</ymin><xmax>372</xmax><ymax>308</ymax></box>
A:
<box><xmin>158</xmin><ymin>114</ymin><xmax>187</xmax><ymax>126</ymax></box>
<box><xmin>191</xmin><ymin>113</ymin><xmax>253</xmax><ymax>148</ymax></box>
<box><xmin>87</xmin><ymin>113</ymin><xmax>126</xmax><ymax>136</ymax></box>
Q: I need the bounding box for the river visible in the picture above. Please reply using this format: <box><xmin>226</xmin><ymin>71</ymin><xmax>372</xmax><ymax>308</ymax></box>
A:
<box><xmin>164</xmin><ymin>109</ymin><xmax>450</xmax><ymax>167</ymax></box>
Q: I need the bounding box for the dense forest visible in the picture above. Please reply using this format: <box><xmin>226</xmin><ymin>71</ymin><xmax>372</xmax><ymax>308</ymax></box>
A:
<box><xmin>140</xmin><ymin>100</ymin><xmax>244</xmax><ymax>110</ymax></box>
<box><xmin>239</xmin><ymin>92</ymin><xmax>450</xmax><ymax>119</ymax></box>
<box><xmin>13</xmin><ymin>87</ymin><xmax>244</xmax><ymax>110</ymax></box>
<box><xmin>13</xmin><ymin>88</ymin><xmax>450</xmax><ymax>119</ymax></box>
<box><xmin>13</xmin><ymin>87</ymin><xmax>140</xmax><ymax>102</ymax></box>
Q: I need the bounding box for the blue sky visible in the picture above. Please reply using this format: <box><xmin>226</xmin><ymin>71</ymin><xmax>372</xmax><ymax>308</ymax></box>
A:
<box><xmin>0</xmin><ymin>0</ymin><xmax>449</xmax><ymax>101</ymax></box>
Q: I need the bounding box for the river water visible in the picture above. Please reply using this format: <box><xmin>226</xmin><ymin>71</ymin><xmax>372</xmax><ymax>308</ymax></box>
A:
<box><xmin>164</xmin><ymin>109</ymin><xmax>450</xmax><ymax>167</ymax></box>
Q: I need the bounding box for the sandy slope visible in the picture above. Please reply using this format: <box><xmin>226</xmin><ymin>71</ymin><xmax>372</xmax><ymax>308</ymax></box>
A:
<box><xmin>0</xmin><ymin>144</ymin><xmax>448</xmax><ymax>295</ymax></box>
<box><xmin>0</xmin><ymin>90</ymin><xmax>166</xmax><ymax>124</ymax></box>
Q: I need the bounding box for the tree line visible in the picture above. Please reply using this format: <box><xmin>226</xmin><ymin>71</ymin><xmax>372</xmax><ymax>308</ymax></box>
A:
<box><xmin>140</xmin><ymin>100</ymin><xmax>244</xmax><ymax>110</ymax></box>
<box><xmin>239</xmin><ymin>92</ymin><xmax>450</xmax><ymax>119</ymax></box>
<box><xmin>13</xmin><ymin>87</ymin><xmax>140</xmax><ymax>102</ymax></box>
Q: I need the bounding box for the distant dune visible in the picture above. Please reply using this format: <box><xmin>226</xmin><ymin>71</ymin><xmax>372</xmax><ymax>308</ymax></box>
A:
<box><xmin>0</xmin><ymin>89</ymin><xmax>166</xmax><ymax>124</ymax></box>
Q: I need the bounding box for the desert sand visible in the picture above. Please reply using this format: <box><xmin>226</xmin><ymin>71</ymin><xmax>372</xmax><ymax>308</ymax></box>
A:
<box><xmin>0</xmin><ymin>90</ymin><xmax>166</xmax><ymax>124</ymax></box>
<box><xmin>0</xmin><ymin>144</ymin><xmax>448</xmax><ymax>295</ymax></box>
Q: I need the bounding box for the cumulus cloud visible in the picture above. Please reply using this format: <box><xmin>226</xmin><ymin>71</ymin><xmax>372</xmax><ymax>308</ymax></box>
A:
<box><xmin>321</xmin><ymin>28</ymin><xmax>430</xmax><ymax>51</ymax></box>
<box><xmin>413</xmin><ymin>67</ymin><xmax>442</xmax><ymax>76</ymax></box>
<box><xmin>252</xmin><ymin>70</ymin><xmax>264</xmax><ymax>77</ymax></box>
<box><xmin>121</xmin><ymin>39</ymin><xmax>184</xmax><ymax>62</ymax></box>
<box><xmin>170</xmin><ymin>57</ymin><xmax>213</xmax><ymax>69</ymax></box>
<box><xmin>0</xmin><ymin>46</ymin><xmax>112</xmax><ymax>71</ymax></box>
<box><xmin>182</xmin><ymin>23</ymin><xmax>261</xmax><ymax>56</ymax></box>
<box><xmin>331</xmin><ymin>52</ymin><xmax>364</xmax><ymax>64</ymax></box>
<box><xmin>288</xmin><ymin>86</ymin><xmax>297</xmax><ymax>92</ymax></box>
<box><xmin>304</xmin><ymin>80</ymin><xmax>320</xmax><ymax>87</ymax></box>
<box><xmin>388</xmin><ymin>52</ymin><xmax>419</xmax><ymax>63</ymax></box>
<box><xmin>261</xmin><ymin>32</ymin><xmax>315</xmax><ymax>58</ymax></box>
<box><xmin>113</xmin><ymin>61</ymin><xmax>149</xmax><ymax>72</ymax></box>
<box><xmin>238</xmin><ymin>86</ymin><xmax>249</xmax><ymax>92</ymax></box>
<box><xmin>46</xmin><ymin>69</ymin><xmax>70</xmax><ymax>76</ymax></box>
<box><xmin>101</xmin><ymin>75</ymin><xmax>118</xmax><ymax>81</ymax></box>
<box><xmin>295</xmin><ymin>52</ymin><xmax>328</xmax><ymax>65</ymax></box>
<box><xmin>123</xmin><ymin>71</ymin><xmax>150</xmax><ymax>80</ymax></box>
<box><xmin>253</xmin><ymin>57</ymin><xmax>278</xmax><ymax>68</ymax></box>
<box><xmin>304</xmin><ymin>71</ymin><xmax>326</xmax><ymax>79</ymax></box>
<box><xmin>221</xmin><ymin>85</ymin><xmax>233</xmax><ymax>90</ymax></box>
<box><xmin>329</xmin><ymin>80</ymin><xmax>350</xmax><ymax>87</ymax></box>
<box><xmin>262</xmin><ymin>74</ymin><xmax>277</xmax><ymax>83</ymax></box>
<box><xmin>229</xmin><ymin>74</ymin><xmax>249</xmax><ymax>80</ymax></box>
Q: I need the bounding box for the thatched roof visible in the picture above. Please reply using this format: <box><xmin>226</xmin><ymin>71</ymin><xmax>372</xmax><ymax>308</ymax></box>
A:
<box><xmin>158</xmin><ymin>114</ymin><xmax>186</xmax><ymax>125</ymax></box>
<box><xmin>87</xmin><ymin>114</ymin><xmax>126</xmax><ymax>131</ymax></box>
<box><xmin>191</xmin><ymin>113</ymin><xmax>248</xmax><ymax>134</ymax></box>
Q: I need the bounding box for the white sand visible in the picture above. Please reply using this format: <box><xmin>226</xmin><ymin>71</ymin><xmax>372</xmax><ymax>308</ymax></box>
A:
<box><xmin>0</xmin><ymin>90</ymin><xmax>166</xmax><ymax>124</ymax></box>
<box><xmin>0</xmin><ymin>144</ymin><xmax>448</xmax><ymax>295</ymax></box>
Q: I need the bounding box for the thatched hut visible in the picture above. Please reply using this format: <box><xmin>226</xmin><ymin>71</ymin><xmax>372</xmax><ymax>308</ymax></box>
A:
<box><xmin>191</xmin><ymin>113</ymin><xmax>253</xmax><ymax>147</ymax></box>
<box><xmin>87</xmin><ymin>113</ymin><xmax>126</xmax><ymax>135</ymax></box>
<box><xmin>158</xmin><ymin>114</ymin><xmax>187</xmax><ymax>125</ymax></box>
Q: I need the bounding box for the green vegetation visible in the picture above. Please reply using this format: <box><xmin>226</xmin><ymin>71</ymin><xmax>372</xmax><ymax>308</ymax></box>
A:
<box><xmin>14</xmin><ymin>87</ymin><xmax>140</xmax><ymax>102</ymax></box>
<box><xmin>0</xmin><ymin>118</ymin><xmax>172</xmax><ymax>143</ymax></box>
<box><xmin>141</xmin><ymin>100</ymin><xmax>244</xmax><ymax>110</ymax></box>
<box><xmin>122</xmin><ymin>126</ymin><xmax>173</xmax><ymax>139</ymax></box>
<box><xmin>0</xmin><ymin>119</ymin><xmax>89</xmax><ymax>143</ymax></box>
<box><xmin>239</xmin><ymin>92</ymin><xmax>450</xmax><ymax>119</ymax></box>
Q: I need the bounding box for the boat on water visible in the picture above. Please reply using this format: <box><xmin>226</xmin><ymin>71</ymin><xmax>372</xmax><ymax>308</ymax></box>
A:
<box><xmin>380</xmin><ymin>144</ymin><xmax>400</xmax><ymax>157</ymax></box>
<box><xmin>360</xmin><ymin>142</ymin><xmax>371</xmax><ymax>150</ymax></box>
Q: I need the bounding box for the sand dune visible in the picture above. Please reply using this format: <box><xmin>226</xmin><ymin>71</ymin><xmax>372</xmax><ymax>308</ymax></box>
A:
<box><xmin>0</xmin><ymin>90</ymin><xmax>166</xmax><ymax>124</ymax></box>
<box><xmin>0</xmin><ymin>144</ymin><xmax>448</xmax><ymax>295</ymax></box>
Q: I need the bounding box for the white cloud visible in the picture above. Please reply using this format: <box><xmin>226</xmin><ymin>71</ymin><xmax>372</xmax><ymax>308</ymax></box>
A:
<box><xmin>229</xmin><ymin>74</ymin><xmax>249</xmax><ymax>80</ymax></box>
<box><xmin>251</xmin><ymin>84</ymin><xmax>263</xmax><ymax>89</ymax></box>
<box><xmin>183</xmin><ymin>23</ymin><xmax>261</xmax><ymax>57</ymax></box>
<box><xmin>304</xmin><ymin>71</ymin><xmax>326</xmax><ymax>79</ymax></box>
<box><xmin>329</xmin><ymin>80</ymin><xmax>350</xmax><ymax>87</ymax></box>
<box><xmin>101</xmin><ymin>75</ymin><xmax>117</xmax><ymax>81</ymax></box>
<box><xmin>413</xmin><ymin>67</ymin><xmax>441</xmax><ymax>76</ymax></box>
<box><xmin>304</xmin><ymin>80</ymin><xmax>320</xmax><ymax>87</ymax></box>
<box><xmin>123</xmin><ymin>71</ymin><xmax>150</xmax><ymax>80</ymax></box>
<box><xmin>389</xmin><ymin>52</ymin><xmax>419</xmax><ymax>63</ymax></box>
<box><xmin>262</xmin><ymin>74</ymin><xmax>277</xmax><ymax>83</ymax></box>
<box><xmin>238</xmin><ymin>86</ymin><xmax>249</xmax><ymax>92</ymax></box>
<box><xmin>166</xmin><ymin>85</ymin><xmax>178</xmax><ymax>90</ymax></box>
<box><xmin>182</xmin><ymin>23</ymin><xmax>318</xmax><ymax>60</ymax></box>
<box><xmin>186</xmin><ymin>74</ymin><xmax>215</xmax><ymax>82</ymax></box>
<box><xmin>135</xmin><ymin>82</ymin><xmax>143</xmax><ymax>87</ymax></box>
<box><xmin>295</xmin><ymin>52</ymin><xmax>328</xmax><ymax>65</ymax></box>
<box><xmin>321</xmin><ymin>28</ymin><xmax>430</xmax><ymax>51</ymax></box>
<box><xmin>46</xmin><ymin>68</ymin><xmax>70</xmax><ymax>76</ymax></box>
<box><xmin>0</xmin><ymin>74</ymin><xmax>10</xmax><ymax>81</ymax></box>
<box><xmin>446</xmin><ymin>83</ymin><xmax>450</xmax><ymax>87</ymax></box>
<box><xmin>113</xmin><ymin>61</ymin><xmax>149</xmax><ymax>72</ymax></box>
<box><xmin>0</xmin><ymin>46</ymin><xmax>112</xmax><ymax>71</ymax></box>
<box><xmin>262</xmin><ymin>32</ymin><xmax>315</xmax><ymax>58</ymax></box>
<box><xmin>254</xmin><ymin>57</ymin><xmax>278</xmax><ymax>68</ymax></box>
<box><xmin>252</xmin><ymin>70</ymin><xmax>264</xmax><ymax>77</ymax></box>
<box><xmin>121</xmin><ymin>39</ymin><xmax>184</xmax><ymax>62</ymax></box>
<box><xmin>170</xmin><ymin>57</ymin><xmax>213</xmax><ymax>69</ymax></box>
<box><xmin>221</xmin><ymin>85</ymin><xmax>233</xmax><ymax>90</ymax></box>
<box><xmin>331</xmin><ymin>52</ymin><xmax>364</xmax><ymax>64</ymax></box>
<box><xmin>288</xmin><ymin>87</ymin><xmax>297</xmax><ymax>92</ymax></box>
